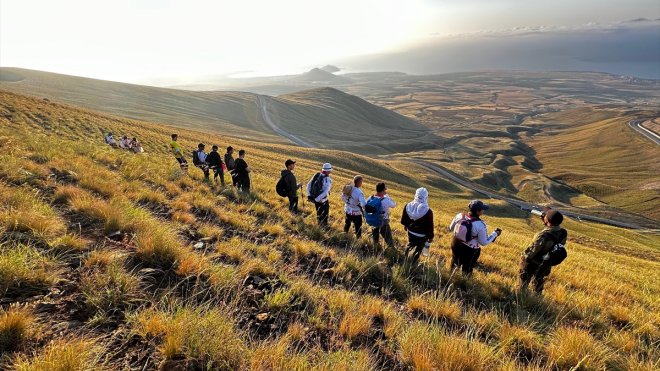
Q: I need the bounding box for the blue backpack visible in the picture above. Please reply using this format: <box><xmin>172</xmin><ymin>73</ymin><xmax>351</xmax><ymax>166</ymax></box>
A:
<box><xmin>364</xmin><ymin>196</ymin><xmax>383</xmax><ymax>227</ymax></box>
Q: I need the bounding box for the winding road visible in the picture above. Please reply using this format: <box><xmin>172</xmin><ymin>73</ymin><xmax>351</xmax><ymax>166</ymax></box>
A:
<box><xmin>628</xmin><ymin>118</ymin><xmax>660</xmax><ymax>145</ymax></box>
<box><xmin>256</xmin><ymin>95</ymin><xmax>314</xmax><ymax>148</ymax></box>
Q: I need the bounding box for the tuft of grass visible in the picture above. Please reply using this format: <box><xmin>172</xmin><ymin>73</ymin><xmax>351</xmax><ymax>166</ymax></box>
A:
<box><xmin>406</xmin><ymin>293</ymin><xmax>462</xmax><ymax>324</ymax></box>
<box><xmin>0</xmin><ymin>305</ymin><xmax>34</xmax><ymax>353</ymax></box>
<box><xmin>133</xmin><ymin>223</ymin><xmax>183</xmax><ymax>269</ymax></box>
<box><xmin>81</xmin><ymin>263</ymin><xmax>143</xmax><ymax>318</ymax></box>
<box><xmin>339</xmin><ymin>311</ymin><xmax>372</xmax><ymax>341</ymax></box>
<box><xmin>547</xmin><ymin>326</ymin><xmax>610</xmax><ymax>370</ymax></box>
<box><xmin>84</xmin><ymin>250</ymin><xmax>126</xmax><ymax>268</ymax></box>
<box><xmin>262</xmin><ymin>222</ymin><xmax>285</xmax><ymax>236</ymax></box>
<box><xmin>48</xmin><ymin>234</ymin><xmax>89</xmax><ymax>254</ymax></box>
<box><xmin>12</xmin><ymin>338</ymin><xmax>103</xmax><ymax>371</ymax></box>
<box><xmin>0</xmin><ymin>243</ymin><xmax>59</xmax><ymax>297</ymax></box>
<box><xmin>497</xmin><ymin>322</ymin><xmax>544</xmax><ymax>361</ymax></box>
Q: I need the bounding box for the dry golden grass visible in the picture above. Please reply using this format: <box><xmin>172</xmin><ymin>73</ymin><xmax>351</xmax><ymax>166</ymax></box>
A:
<box><xmin>0</xmin><ymin>305</ymin><xmax>34</xmax><ymax>353</ymax></box>
<box><xmin>12</xmin><ymin>338</ymin><xmax>104</xmax><ymax>371</ymax></box>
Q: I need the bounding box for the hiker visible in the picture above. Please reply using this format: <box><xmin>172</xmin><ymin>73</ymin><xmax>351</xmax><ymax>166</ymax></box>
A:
<box><xmin>119</xmin><ymin>135</ymin><xmax>130</xmax><ymax>149</ymax></box>
<box><xmin>170</xmin><ymin>134</ymin><xmax>188</xmax><ymax>170</ymax></box>
<box><xmin>192</xmin><ymin>143</ymin><xmax>210</xmax><ymax>180</ymax></box>
<box><xmin>307</xmin><ymin>163</ymin><xmax>333</xmax><ymax>227</ymax></box>
<box><xmin>449</xmin><ymin>200</ymin><xmax>502</xmax><ymax>275</ymax></box>
<box><xmin>205</xmin><ymin>145</ymin><xmax>225</xmax><ymax>186</ymax></box>
<box><xmin>401</xmin><ymin>187</ymin><xmax>434</xmax><ymax>263</ymax></box>
<box><xmin>105</xmin><ymin>132</ymin><xmax>117</xmax><ymax>147</ymax></box>
<box><xmin>277</xmin><ymin>159</ymin><xmax>302</xmax><ymax>213</ymax></box>
<box><xmin>225</xmin><ymin>146</ymin><xmax>237</xmax><ymax>186</ymax></box>
<box><xmin>342</xmin><ymin>175</ymin><xmax>366</xmax><ymax>237</ymax></box>
<box><xmin>130</xmin><ymin>137</ymin><xmax>143</xmax><ymax>153</ymax></box>
<box><xmin>365</xmin><ymin>182</ymin><xmax>396</xmax><ymax>247</ymax></box>
<box><xmin>520</xmin><ymin>209</ymin><xmax>568</xmax><ymax>293</ymax></box>
<box><xmin>234</xmin><ymin>149</ymin><xmax>251</xmax><ymax>192</ymax></box>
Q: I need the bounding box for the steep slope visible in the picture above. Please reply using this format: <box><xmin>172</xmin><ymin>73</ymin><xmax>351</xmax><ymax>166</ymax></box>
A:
<box><xmin>0</xmin><ymin>90</ymin><xmax>658</xmax><ymax>370</ymax></box>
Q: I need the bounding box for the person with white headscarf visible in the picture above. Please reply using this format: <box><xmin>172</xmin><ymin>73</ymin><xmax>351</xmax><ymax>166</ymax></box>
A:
<box><xmin>400</xmin><ymin>187</ymin><xmax>434</xmax><ymax>263</ymax></box>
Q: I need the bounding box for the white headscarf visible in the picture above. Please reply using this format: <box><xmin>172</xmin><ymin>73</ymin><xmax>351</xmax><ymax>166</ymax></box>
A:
<box><xmin>406</xmin><ymin>187</ymin><xmax>430</xmax><ymax>220</ymax></box>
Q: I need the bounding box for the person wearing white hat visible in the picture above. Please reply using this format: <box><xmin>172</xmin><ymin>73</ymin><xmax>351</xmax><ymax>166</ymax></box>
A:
<box><xmin>306</xmin><ymin>163</ymin><xmax>333</xmax><ymax>227</ymax></box>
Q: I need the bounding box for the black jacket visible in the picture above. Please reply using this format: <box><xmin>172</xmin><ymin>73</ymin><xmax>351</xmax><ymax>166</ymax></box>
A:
<box><xmin>206</xmin><ymin>151</ymin><xmax>223</xmax><ymax>168</ymax></box>
<box><xmin>401</xmin><ymin>207</ymin><xmax>434</xmax><ymax>242</ymax></box>
<box><xmin>280</xmin><ymin>169</ymin><xmax>298</xmax><ymax>197</ymax></box>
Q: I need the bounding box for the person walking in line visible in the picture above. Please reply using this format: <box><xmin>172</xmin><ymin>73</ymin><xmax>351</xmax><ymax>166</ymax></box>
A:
<box><xmin>234</xmin><ymin>149</ymin><xmax>251</xmax><ymax>193</ymax></box>
<box><xmin>278</xmin><ymin>159</ymin><xmax>302</xmax><ymax>213</ymax></box>
<box><xmin>401</xmin><ymin>187</ymin><xmax>434</xmax><ymax>263</ymax></box>
<box><xmin>192</xmin><ymin>143</ymin><xmax>210</xmax><ymax>181</ymax></box>
<box><xmin>307</xmin><ymin>163</ymin><xmax>333</xmax><ymax>227</ymax></box>
<box><xmin>449</xmin><ymin>200</ymin><xmax>502</xmax><ymax>275</ymax></box>
<box><xmin>342</xmin><ymin>175</ymin><xmax>367</xmax><ymax>237</ymax></box>
<box><xmin>206</xmin><ymin>145</ymin><xmax>225</xmax><ymax>186</ymax></box>
<box><xmin>520</xmin><ymin>209</ymin><xmax>568</xmax><ymax>294</ymax></box>
<box><xmin>225</xmin><ymin>146</ymin><xmax>237</xmax><ymax>186</ymax></box>
<box><xmin>170</xmin><ymin>134</ymin><xmax>188</xmax><ymax>170</ymax></box>
<box><xmin>365</xmin><ymin>182</ymin><xmax>396</xmax><ymax>247</ymax></box>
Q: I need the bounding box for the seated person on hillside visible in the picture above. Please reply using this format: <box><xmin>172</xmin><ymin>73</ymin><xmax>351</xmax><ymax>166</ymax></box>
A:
<box><xmin>105</xmin><ymin>132</ymin><xmax>118</xmax><ymax>147</ymax></box>
<box><xmin>130</xmin><ymin>137</ymin><xmax>144</xmax><ymax>153</ymax></box>
<box><xmin>119</xmin><ymin>135</ymin><xmax>131</xmax><ymax>149</ymax></box>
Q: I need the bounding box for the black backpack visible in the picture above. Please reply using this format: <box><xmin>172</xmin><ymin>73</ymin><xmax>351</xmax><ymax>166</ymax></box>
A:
<box><xmin>276</xmin><ymin>175</ymin><xmax>290</xmax><ymax>197</ymax></box>
<box><xmin>192</xmin><ymin>150</ymin><xmax>202</xmax><ymax>166</ymax></box>
<box><xmin>308</xmin><ymin>173</ymin><xmax>325</xmax><ymax>200</ymax></box>
<box><xmin>544</xmin><ymin>229</ymin><xmax>568</xmax><ymax>266</ymax></box>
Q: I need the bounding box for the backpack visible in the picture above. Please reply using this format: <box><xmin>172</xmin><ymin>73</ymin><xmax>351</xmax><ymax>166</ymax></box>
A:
<box><xmin>453</xmin><ymin>216</ymin><xmax>474</xmax><ymax>243</ymax></box>
<box><xmin>192</xmin><ymin>150</ymin><xmax>202</xmax><ymax>166</ymax></box>
<box><xmin>364</xmin><ymin>196</ymin><xmax>383</xmax><ymax>227</ymax></box>
<box><xmin>543</xmin><ymin>230</ymin><xmax>568</xmax><ymax>266</ymax></box>
<box><xmin>276</xmin><ymin>174</ymin><xmax>290</xmax><ymax>197</ymax></box>
<box><xmin>308</xmin><ymin>173</ymin><xmax>326</xmax><ymax>201</ymax></box>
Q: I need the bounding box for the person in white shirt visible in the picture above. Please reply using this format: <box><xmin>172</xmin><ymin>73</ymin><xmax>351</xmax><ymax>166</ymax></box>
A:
<box><xmin>306</xmin><ymin>163</ymin><xmax>333</xmax><ymax>227</ymax></box>
<box><xmin>105</xmin><ymin>132</ymin><xmax>117</xmax><ymax>147</ymax></box>
<box><xmin>119</xmin><ymin>135</ymin><xmax>130</xmax><ymax>149</ymax></box>
<box><xmin>449</xmin><ymin>200</ymin><xmax>502</xmax><ymax>275</ymax></box>
<box><xmin>193</xmin><ymin>143</ymin><xmax>210</xmax><ymax>180</ymax></box>
<box><xmin>370</xmin><ymin>182</ymin><xmax>396</xmax><ymax>247</ymax></box>
<box><xmin>342</xmin><ymin>175</ymin><xmax>367</xmax><ymax>237</ymax></box>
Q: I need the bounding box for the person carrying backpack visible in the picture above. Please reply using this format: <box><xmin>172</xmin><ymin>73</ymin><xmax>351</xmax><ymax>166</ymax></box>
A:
<box><xmin>277</xmin><ymin>159</ymin><xmax>301</xmax><ymax>213</ymax></box>
<box><xmin>520</xmin><ymin>209</ymin><xmax>567</xmax><ymax>293</ymax></box>
<box><xmin>449</xmin><ymin>200</ymin><xmax>502</xmax><ymax>275</ymax></box>
<box><xmin>365</xmin><ymin>182</ymin><xmax>396</xmax><ymax>247</ymax></box>
<box><xmin>206</xmin><ymin>145</ymin><xmax>225</xmax><ymax>186</ymax></box>
<box><xmin>306</xmin><ymin>163</ymin><xmax>333</xmax><ymax>227</ymax></box>
<box><xmin>342</xmin><ymin>175</ymin><xmax>367</xmax><ymax>237</ymax></box>
<box><xmin>170</xmin><ymin>134</ymin><xmax>188</xmax><ymax>170</ymax></box>
<box><xmin>225</xmin><ymin>146</ymin><xmax>237</xmax><ymax>186</ymax></box>
<box><xmin>401</xmin><ymin>187</ymin><xmax>434</xmax><ymax>263</ymax></box>
<box><xmin>192</xmin><ymin>143</ymin><xmax>210</xmax><ymax>181</ymax></box>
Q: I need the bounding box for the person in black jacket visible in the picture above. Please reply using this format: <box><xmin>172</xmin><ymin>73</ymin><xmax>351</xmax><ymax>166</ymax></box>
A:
<box><xmin>234</xmin><ymin>149</ymin><xmax>251</xmax><ymax>193</ymax></box>
<box><xmin>401</xmin><ymin>187</ymin><xmax>434</xmax><ymax>263</ymax></box>
<box><xmin>225</xmin><ymin>146</ymin><xmax>237</xmax><ymax>186</ymax></box>
<box><xmin>206</xmin><ymin>145</ymin><xmax>225</xmax><ymax>186</ymax></box>
<box><xmin>280</xmin><ymin>159</ymin><xmax>302</xmax><ymax>213</ymax></box>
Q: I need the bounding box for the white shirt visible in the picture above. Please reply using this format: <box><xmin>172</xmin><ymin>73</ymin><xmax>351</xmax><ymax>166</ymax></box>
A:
<box><xmin>198</xmin><ymin>150</ymin><xmax>207</xmax><ymax>163</ymax></box>
<box><xmin>342</xmin><ymin>186</ymin><xmax>366</xmax><ymax>215</ymax></box>
<box><xmin>307</xmin><ymin>173</ymin><xmax>332</xmax><ymax>203</ymax></box>
<box><xmin>449</xmin><ymin>212</ymin><xmax>498</xmax><ymax>249</ymax></box>
<box><xmin>372</xmin><ymin>194</ymin><xmax>396</xmax><ymax>220</ymax></box>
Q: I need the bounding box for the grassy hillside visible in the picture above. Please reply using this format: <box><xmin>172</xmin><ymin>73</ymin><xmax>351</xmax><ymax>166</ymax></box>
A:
<box><xmin>0</xmin><ymin>90</ymin><xmax>658</xmax><ymax>370</ymax></box>
<box><xmin>0</xmin><ymin>68</ymin><xmax>432</xmax><ymax>154</ymax></box>
<box><xmin>527</xmin><ymin>108</ymin><xmax>660</xmax><ymax>220</ymax></box>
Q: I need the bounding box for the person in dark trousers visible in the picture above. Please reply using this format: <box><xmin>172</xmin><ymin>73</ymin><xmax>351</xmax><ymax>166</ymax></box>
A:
<box><xmin>225</xmin><ymin>146</ymin><xmax>237</xmax><ymax>186</ymax></box>
<box><xmin>170</xmin><ymin>134</ymin><xmax>188</xmax><ymax>169</ymax></box>
<box><xmin>306</xmin><ymin>163</ymin><xmax>333</xmax><ymax>227</ymax></box>
<box><xmin>234</xmin><ymin>149</ymin><xmax>251</xmax><ymax>193</ymax></box>
<box><xmin>370</xmin><ymin>182</ymin><xmax>396</xmax><ymax>247</ymax></box>
<box><xmin>449</xmin><ymin>200</ymin><xmax>502</xmax><ymax>275</ymax></box>
<box><xmin>401</xmin><ymin>187</ymin><xmax>434</xmax><ymax>263</ymax></box>
<box><xmin>280</xmin><ymin>159</ymin><xmax>302</xmax><ymax>213</ymax></box>
<box><xmin>520</xmin><ymin>209</ymin><xmax>567</xmax><ymax>293</ymax></box>
<box><xmin>205</xmin><ymin>145</ymin><xmax>225</xmax><ymax>186</ymax></box>
<box><xmin>342</xmin><ymin>175</ymin><xmax>366</xmax><ymax>237</ymax></box>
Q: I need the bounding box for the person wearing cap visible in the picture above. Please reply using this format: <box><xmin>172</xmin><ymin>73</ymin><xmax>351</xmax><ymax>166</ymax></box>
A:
<box><xmin>449</xmin><ymin>200</ymin><xmax>502</xmax><ymax>275</ymax></box>
<box><xmin>520</xmin><ymin>208</ymin><xmax>568</xmax><ymax>293</ymax></box>
<box><xmin>225</xmin><ymin>146</ymin><xmax>237</xmax><ymax>186</ymax></box>
<box><xmin>206</xmin><ymin>145</ymin><xmax>225</xmax><ymax>186</ymax></box>
<box><xmin>306</xmin><ymin>163</ymin><xmax>333</xmax><ymax>227</ymax></box>
<box><xmin>193</xmin><ymin>143</ymin><xmax>210</xmax><ymax>180</ymax></box>
<box><xmin>370</xmin><ymin>182</ymin><xmax>396</xmax><ymax>247</ymax></box>
<box><xmin>234</xmin><ymin>149</ymin><xmax>251</xmax><ymax>193</ymax></box>
<box><xmin>401</xmin><ymin>187</ymin><xmax>434</xmax><ymax>263</ymax></box>
<box><xmin>342</xmin><ymin>175</ymin><xmax>367</xmax><ymax>238</ymax></box>
<box><xmin>281</xmin><ymin>159</ymin><xmax>302</xmax><ymax>213</ymax></box>
<box><xmin>170</xmin><ymin>134</ymin><xmax>188</xmax><ymax>169</ymax></box>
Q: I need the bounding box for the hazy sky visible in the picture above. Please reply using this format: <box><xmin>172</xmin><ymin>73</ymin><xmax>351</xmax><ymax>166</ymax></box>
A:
<box><xmin>1</xmin><ymin>0</ymin><xmax>658</xmax><ymax>83</ymax></box>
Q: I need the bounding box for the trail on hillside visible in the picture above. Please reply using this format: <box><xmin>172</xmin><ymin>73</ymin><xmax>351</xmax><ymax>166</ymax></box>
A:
<box><xmin>628</xmin><ymin>118</ymin><xmax>660</xmax><ymax>145</ymax></box>
<box><xmin>256</xmin><ymin>95</ymin><xmax>314</xmax><ymax>148</ymax></box>
<box><xmin>410</xmin><ymin>159</ymin><xmax>660</xmax><ymax>233</ymax></box>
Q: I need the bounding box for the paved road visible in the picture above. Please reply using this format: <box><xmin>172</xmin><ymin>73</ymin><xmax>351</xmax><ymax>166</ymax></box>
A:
<box><xmin>628</xmin><ymin>118</ymin><xmax>660</xmax><ymax>145</ymax></box>
<box><xmin>256</xmin><ymin>95</ymin><xmax>314</xmax><ymax>148</ymax></box>
<box><xmin>409</xmin><ymin>159</ymin><xmax>659</xmax><ymax>232</ymax></box>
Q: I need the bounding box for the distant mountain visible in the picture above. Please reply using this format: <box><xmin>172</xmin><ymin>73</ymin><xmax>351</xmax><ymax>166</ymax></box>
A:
<box><xmin>320</xmin><ymin>65</ymin><xmax>341</xmax><ymax>73</ymax></box>
<box><xmin>286</xmin><ymin>68</ymin><xmax>352</xmax><ymax>85</ymax></box>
